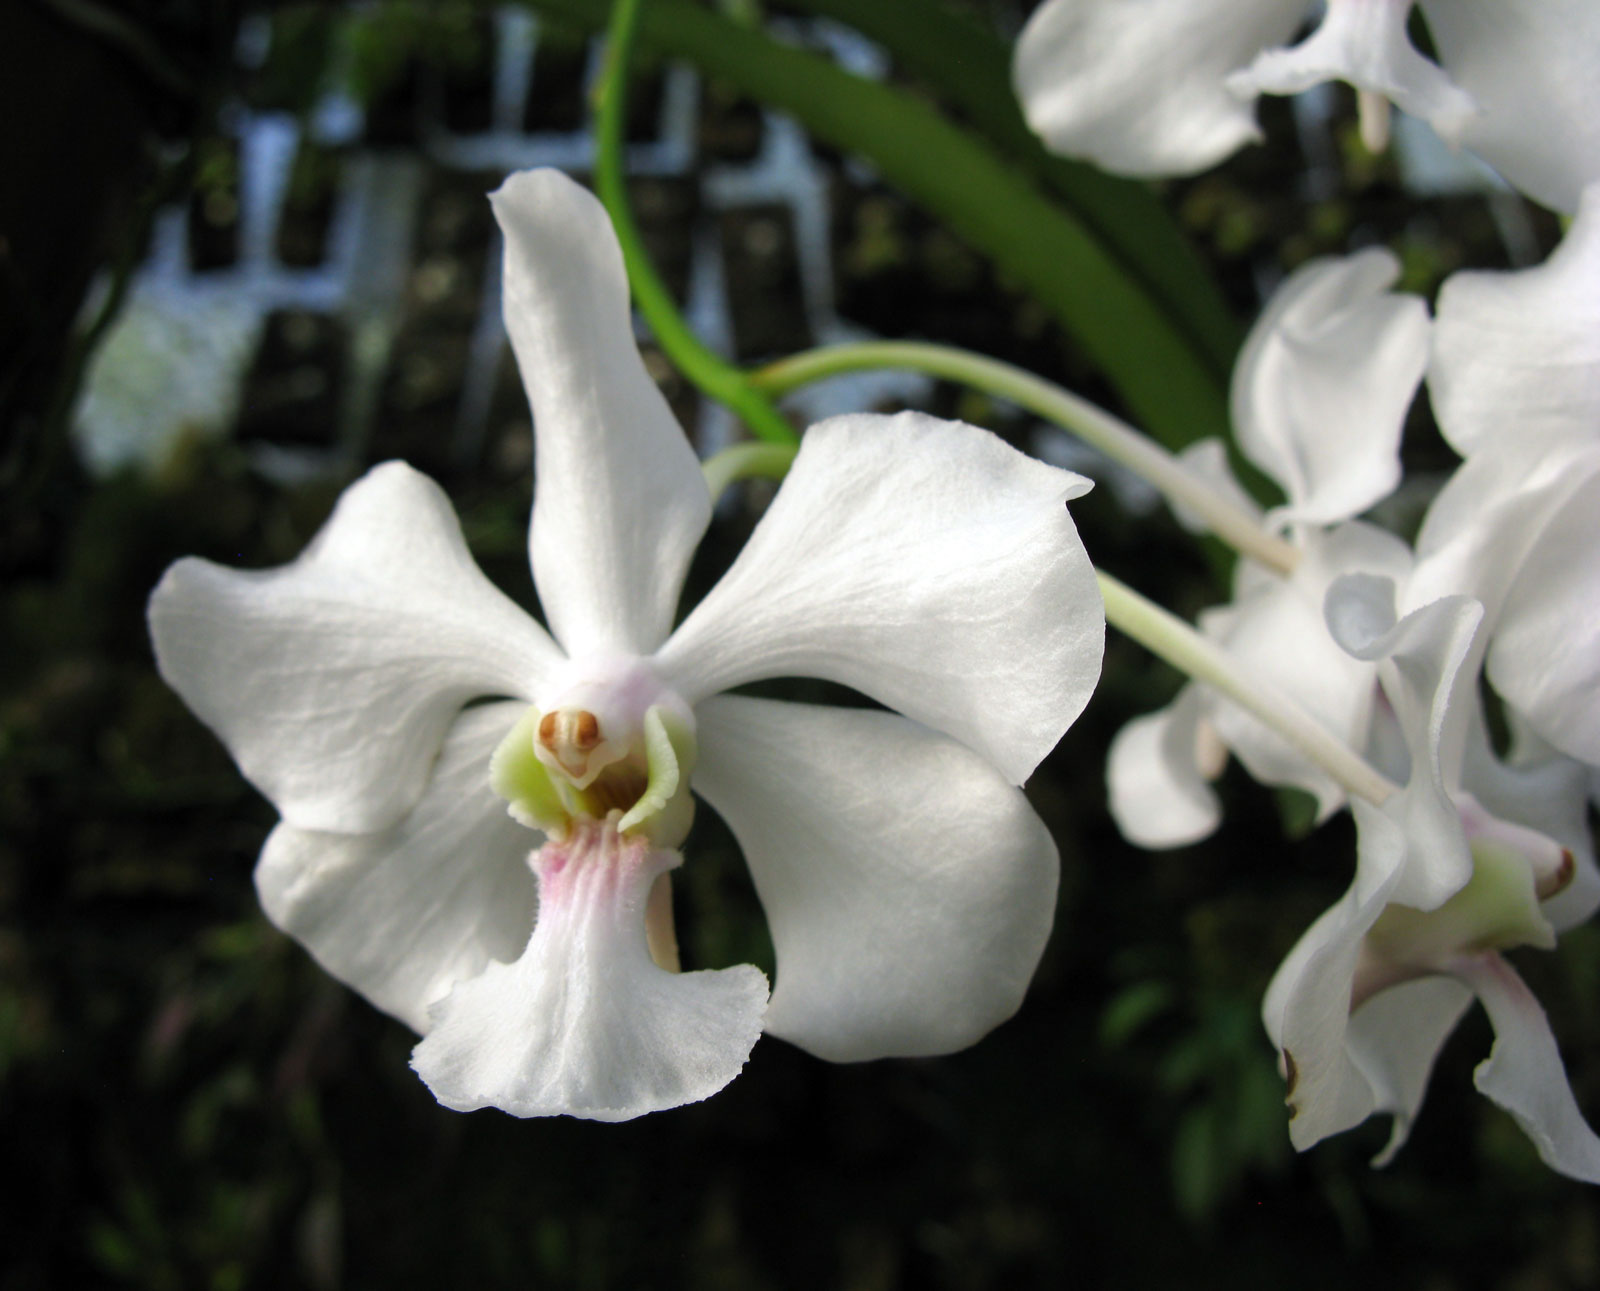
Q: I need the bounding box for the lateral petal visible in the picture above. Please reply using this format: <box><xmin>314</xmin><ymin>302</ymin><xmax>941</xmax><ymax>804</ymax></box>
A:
<box><xmin>1231</xmin><ymin>250</ymin><xmax>1428</xmax><ymax>527</ymax></box>
<box><xmin>657</xmin><ymin>412</ymin><xmax>1102</xmax><ymax>786</ymax></box>
<box><xmin>1419</xmin><ymin>1</ymin><xmax>1600</xmax><ymax>214</ymax></box>
<box><xmin>256</xmin><ymin>702</ymin><xmax>537</xmax><ymax>1033</ymax></box>
<box><xmin>1486</xmin><ymin>468</ymin><xmax>1600</xmax><ymax>767</ymax></box>
<box><xmin>1428</xmin><ymin>184</ymin><xmax>1600</xmax><ymax>459</ymax></box>
<box><xmin>412</xmin><ymin>820</ymin><xmax>767</xmax><ymax>1120</ymax></box>
<box><xmin>1456</xmin><ymin>952</ymin><xmax>1600</xmax><ymax>1184</ymax></box>
<box><xmin>149</xmin><ymin>462</ymin><xmax>561</xmax><ymax>833</ymax></box>
<box><xmin>493</xmin><ymin>169</ymin><xmax>712</xmax><ymax>658</ymax></box>
<box><xmin>1013</xmin><ymin>0</ymin><xmax>1306</xmax><ymax>177</ymax></box>
<box><xmin>692</xmin><ymin>695</ymin><xmax>1059</xmax><ymax>1062</ymax></box>
<box><xmin>1105</xmin><ymin>687</ymin><xmax>1223</xmax><ymax>849</ymax></box>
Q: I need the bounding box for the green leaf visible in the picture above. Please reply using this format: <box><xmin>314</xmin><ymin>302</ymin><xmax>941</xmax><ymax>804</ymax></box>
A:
<box><xmin>523</xmin><ymin>0</ymin><xmax>1232</xmax><ymax>450</ymax></box>
<box><xmin>1099</xmin><ymin>979</ymin><xmax>1177</xmax><ymax>1050</ymax></box>
<box><xmin>1171</xmin><ymin>1105</ymin><xmax>1223</xmax><ymax>1224</ymax></box>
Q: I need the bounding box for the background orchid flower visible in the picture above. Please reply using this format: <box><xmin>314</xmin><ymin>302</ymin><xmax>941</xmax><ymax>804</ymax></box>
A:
<box><xmin>1107</xmin><ymin>249</ymin><xmax>1426</xmax><ymax>846</ymax></box>
<box><xmin>1013</xmin><ymin>0</ymin><xmax>1600</xmax><ymax>212</ymax></box>
<box><xmin>1410</xmin><ymin>183</ymin><xmax>1600</xmax><ymax>766</ymax></box>
<box><xmin>1264</xmin><ymin>574</ymin><xmax>1600</xmax><ymax>1180</ymax></box>
<box><xmin>148</xmin><ymin>168</ymin><xmax>1105</xmax><ymax>1122</ymax></box>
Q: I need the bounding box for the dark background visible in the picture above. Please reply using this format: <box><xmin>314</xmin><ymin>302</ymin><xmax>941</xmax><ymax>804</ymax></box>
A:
<box><xmin>3</xmin><ymin>2</ymin><xmax>1595</xmax><ymax>1287</ymax></box>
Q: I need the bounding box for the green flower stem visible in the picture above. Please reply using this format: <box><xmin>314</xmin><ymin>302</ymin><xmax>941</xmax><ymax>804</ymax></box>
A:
<box><xmin>594</xmin><ymin>0</ymin><xmax>797</xmax><ymax>445</ymax></box>
<box><xmin>1098</xmin><ymin>571</ymin><xmax>1396</xmax><ymax>808</ymax></box>
<box><xmin>755</xmin><ymin>342</ymin><xmax>1299</xmax><ymax>576</ymax></box>
<box><xmin>530</xmin><ymin>0</ymin><xmax>1230</xmax><ymax>450</ymax></box>
<box><xmin>702</xmin><ymin>441</ymin><xmax>798</xmax><ymax>505</ymax></box>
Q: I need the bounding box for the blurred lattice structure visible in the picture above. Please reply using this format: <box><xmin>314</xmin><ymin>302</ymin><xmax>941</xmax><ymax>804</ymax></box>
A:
<box><xmin>73</xmin><ymin>7</ymin><xmax>930</xmax><ymax>485</ymax></box>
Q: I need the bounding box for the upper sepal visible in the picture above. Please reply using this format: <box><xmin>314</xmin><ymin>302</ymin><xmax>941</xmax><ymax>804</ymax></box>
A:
<box><xmin>494</xmin><ymin>169</ymin><xmax>712</xmax><ymax>659</ymax></box>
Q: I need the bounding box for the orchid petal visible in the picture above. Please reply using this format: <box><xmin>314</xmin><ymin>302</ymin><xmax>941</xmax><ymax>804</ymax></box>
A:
<box><xmin>1486</xmin><ymin>468</ymin><xmax>1600</xmax><ymax>767</ymax></box>
<box><xmin>1408</xmin><ymin>440</ymin><xmax>1599</xmax><ymax>630</ymax></box>
<box><xmin>1458</xmin><ymin>709</ymin><xmax>1600</xmax><ymax>935</ymax></box>
<box><xmin>1231</xmin><ymin>0</ymin><xmax>1477</xmax><ymax>146</ymax></box>
<box><xmin>1455</xmin><ymin>952</ymin><xmax>1600</xmax><ymax>1184</ymax></box>
<box><xmin>412</xmin><ymin>821</ymin><xmax>767</xmax><ymax>1120</ymax></box>
<box><xmin>1419</xmin><ymin>2</ymin><xmax>1600</xmax><ymax>214</ymax></box>
<box><xmin>1265</xmin><ymin>798</ymin><xmax>1410</xmax><ymax>1149</ymax></box>
<box><xmin>657</xmin><ymin>412</ymin><xmax>1102</xmax><ymax>786</ymax></box>
<box><xmin>149</xmin><ymin>462</ymin><xmax>560</xmax><ymax>833</ymax></box>
<box><xmin>1410</xmin><ymin>445</ymin><xmax>1555</xmax><ymax>592</ymax></box>
<box><xmin>1105</xmin><ymin>686</ymin><xmax>1222</xmax><ymax>849</ymax></box>
<box><xmin>1409</xmin><ymin>448</ymin><xmax>1600</xmax><ymax>773</ymax></box>
<box><xmin>1347</xmin><ymin>975</ymin><xmax>1474</xmax><ymax>1166</ymax></box>
<box><xmin>1208</xmin><ymin>523</ymin><xmax>1410</xmax><ymax>818</ymax></box>
<box><xmin>1429</xmin><ymin>185</ymin><xmax>1600</xmax><ymax>459</ymax></box>
<box><xmin>494</xmin><ymin>169</ymin><xmax>712</xmax><ymax>658</ymax></box>
<box><xmin>256</xmin><ymin>702</ymin><xmax>536</xmax><ymax>1033</ymax></box>
<box><xmin>1231</xmin><ymin>250</ymin><xmax>1428</xmax><ymax>527</ymax></box>
<box><xmin>1013</xmin><ymin>0</ymin><xmax>1306</xmax><ymax>177</ymax></box>
<box><xmin>692</xmin><ymin>695</ymin><xmax>1058</xmax><ymax>1062</ymax></box>
<box><xmin>1325</xmin><ymin>576</ymin><xmax>1483</xmax><ymax>909</ymax></box>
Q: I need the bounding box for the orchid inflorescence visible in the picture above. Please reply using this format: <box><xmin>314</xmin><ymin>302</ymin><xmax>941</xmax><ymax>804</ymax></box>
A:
<box><xmin>149</xmin><ymin>0</ymin><xmax>1600</xmax><ymax>1185</ymax></box>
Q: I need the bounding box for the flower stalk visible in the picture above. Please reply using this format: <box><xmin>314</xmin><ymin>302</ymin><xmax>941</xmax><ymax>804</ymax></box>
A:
<box><xmin>1097</xmin><ymin>570</ymin><xmax>1395</xmax><ymax>808</ymax></box>
<box><xmin>701</xmin><ymin>441</ymin><xmax>798</xmax><ymax>504</ymax></box>
<box><xmin>595</xmin><ymin>0</ymin><xmax>797</xmax><ymax>445</ymax></box>
<box><xmin>754</xmin><ymin>341</ymin><xmax>1298</xmax><ymax>575</ymax></box>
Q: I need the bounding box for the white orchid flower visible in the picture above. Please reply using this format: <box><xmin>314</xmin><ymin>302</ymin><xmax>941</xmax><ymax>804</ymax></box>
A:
<box><xmin>1264</xmin><ymin>574</ymin><xmax>1600</xmax><ymax>1181</ymax></box>
<box><xmin>1411</xmin><ymin>183</ymin><xmax>1600</xmax><ymax>766</ymax></box>
<box><xmin>1013</xmin><ymin>0</ymin><xmax>1600</xmax><ymax>212</ymax></box>
<box><xmin>1107</xmin><ymin>249</ymin><xmax>1426</xmax><ymax>847</ymax></box>
<box><xmin>147</xmin><ymin>169</ymin><xmax>1105</xmax><ymax>1122</ymax></box>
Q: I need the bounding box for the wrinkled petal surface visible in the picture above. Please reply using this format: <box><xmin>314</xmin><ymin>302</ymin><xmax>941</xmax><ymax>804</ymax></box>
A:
<box><xmin>1231</xmin><ymin>249</ymin><xmax>1428</xmax><ymax>527</ymax></box>
<box><xmin>1106</xmin><ymin>686</ymin><xmax>1222</xmax><ymax>849</ymax></box>
<box><xmin>657</xmin><ymin>412</ymin><xmax>1102</xmax><ymax>786</ymax></box>
<box><xmin>1232</xmin><ymin>0</ymin><xmax>1477</xmax><ymax>144</ymax></box>
<box><xmin>149</xmin><ymin>462</ymin><xmax>560</xmax><ymax>833</ymax></box>
<box><xmin>256</xmin><ymin>702</ymin><xmax>536</xmax><ymax>1033</ymax></box>
<box><xmin>1456</xmin><ymin>952</ymin><xmax>1600</xmax><ymax>1183</ymax></box>
<box><xmin>1013</xmin><ymin>0</ymin><xmax>1305</xmax><ymax>177</ymax></box>
<box><xmin>495</xmin><ymin>169</ymin><xmax>711</xmax><ymax>658</ymax></box>
<box><xmin>692</xmin><ymin>695</ymin><xmax>1058</xmax><ymax>1062</ymax></box>
<box><xmin>1420</xmin><ymin>1</ymin><xmax>1600</xmax><ymax>213</ymax></box>
<box><xmin>1429</xmin><ymin>184</ymin><xmax>1600</xmax><ymax>459</ymax></box>
<box><xmin>412</xmin><ymin>820</ymin><xmax>767</xmax><ymax>1120</ymax></box>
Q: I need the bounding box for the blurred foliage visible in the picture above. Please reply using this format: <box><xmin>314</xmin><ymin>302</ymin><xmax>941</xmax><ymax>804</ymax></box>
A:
<box><xmin>2</xmin><ymin>1</ymin><xmax>1596</xmax><ymax>1289</ymax></box>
